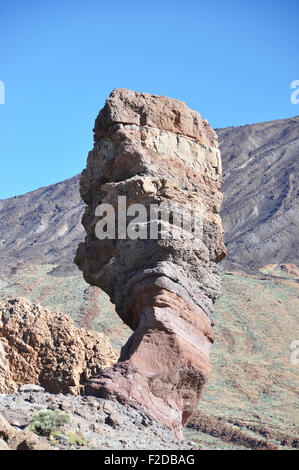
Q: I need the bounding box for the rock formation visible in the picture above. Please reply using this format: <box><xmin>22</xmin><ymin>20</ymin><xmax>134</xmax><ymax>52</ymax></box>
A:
<box><xmin>0</xmin><ymin>297</ymin><xmax>117</xmax><ymax>394</ymax></box>
<box><xmin>75</xmin><ymin>89</ymin><xmax>226</xmax><ymax>437</ymax></box>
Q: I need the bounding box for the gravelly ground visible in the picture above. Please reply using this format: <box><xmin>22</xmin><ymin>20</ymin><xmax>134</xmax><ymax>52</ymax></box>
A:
<box><xmin>0</xmin><ymin>389</ymin><xmax>196</xmax><ymax>450</ymax></box>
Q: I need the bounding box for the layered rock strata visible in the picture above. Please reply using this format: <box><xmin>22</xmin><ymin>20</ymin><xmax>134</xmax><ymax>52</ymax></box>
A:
<box><xmin>0</xmin><ymin>297</ymin><xmax>117</xmax><ymax>394</ymax></box>
<box><xmin>75</xmin><ymin>89</ymin><xmax>226</xmax><ymax>437</ymax></box>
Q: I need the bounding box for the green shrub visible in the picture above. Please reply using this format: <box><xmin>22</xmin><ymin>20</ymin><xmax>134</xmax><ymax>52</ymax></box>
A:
<box><xmin>49</xmin><ymin>430</ymin><xmax>62</xmax><ymax>444</ymax></box>
<box><xmin>68</xmin><ymin>431</ymin><xmax>88</xmax><ymax>447</ymax></box>
<box><xmin>28</xmin><ymin>410</ymin><xmax>70</xmax><ymax>437</ymax></box>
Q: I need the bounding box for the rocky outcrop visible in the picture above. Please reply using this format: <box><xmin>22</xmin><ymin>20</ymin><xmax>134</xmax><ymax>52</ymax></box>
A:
<box><xmin>0</xmin><ymin>297</ymin><xmax>117</xmax><ymax>394</ymax></box>
<box><xmin>75</xmin><ymin>88</ymin><xmax>226</xmax><ymax>438</ymax></box>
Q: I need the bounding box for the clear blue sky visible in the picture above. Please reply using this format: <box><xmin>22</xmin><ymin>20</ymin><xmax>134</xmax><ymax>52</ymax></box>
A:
<box><xmin>0</xmin><ymin>0</ymin><xmax>298</xmax><ymax>198</ymax></box>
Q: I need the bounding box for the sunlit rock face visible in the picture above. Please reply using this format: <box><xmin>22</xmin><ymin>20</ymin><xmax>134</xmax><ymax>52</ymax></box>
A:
<box><xmin>0</xmin><ymin>297</ymin><xmax>117</xmax><ymax>395</ymax></box>
<box><xmin>75</xmin><ymin>88</ymin><xmax>226</xmax><ymax>438</ymax></box>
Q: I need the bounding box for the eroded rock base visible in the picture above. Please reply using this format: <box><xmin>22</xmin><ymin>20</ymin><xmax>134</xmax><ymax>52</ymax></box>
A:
<box><xmin>86</xmin><ymin>288</ymin><xmax>214</xmax><ymax>438</ymax></box>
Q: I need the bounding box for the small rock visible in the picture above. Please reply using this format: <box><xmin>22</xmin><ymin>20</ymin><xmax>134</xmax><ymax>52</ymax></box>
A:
<box><xmin>1</xmin><ymin>410</ymin><xmax>30</xmax><ymax>428</ymax></box>
<box><xmin>47</xmin><ymin>403</ymin><xmax>59</xmax><ymax>411</ymax></box>
<box><xmin>105</xmin><ymin>411</ymin><xmax>122</xmax><ymax>428</ymax></box>
<box><xmin>28</xmin><ymin>395</ymin><xmax>36</xmax><ymax>403</ymax></box>
<box><xmin>89</xmin><ymin>423</ymin><xmax>97</xmax><ymax>432</ymax></box>
<box><xmin>103</xmin><ymin>402</ymin><xmax>116</xmax><ymax>416</ymax></box>
<box><xmin>0</xmin><ymin>438</ymin><xmax>10</xmax><ymax>450</ymax></box>
<box><xmin>82</xmin><ymin>396</ymin><xmax>98</xmax><ymax>407</ymax></box>
<box><xmin>75</xmin><ymin>406</ymin><xmax>93</xmax><ymax>420</ymax></box>
<box><xmin>96</xmin><ymin>415</ymin><xmax>105</xmax><ymax>425</ymax></box>
<box><xmin>59</xmin><ymin>400</ymin><xmax>74</xmax><ymax>412</ymax></box>
<box><xmin>19</xmin><ymin>384</ymin><xmax>45</xmax><ymax>393</ymax></box>
<box><xmin>16</xmin><ymin>433</ymin><xmax>52</xmax><ymax>451</ymax></box>
<box><xmin>33</xmin><ymin>405</ymin><xmax>44</xmax><ymax>411</ymax></box>
<box><xmin>89</xmin><ymin>423</ymin><xmax>103</xmax><ymax>434</ymax></box>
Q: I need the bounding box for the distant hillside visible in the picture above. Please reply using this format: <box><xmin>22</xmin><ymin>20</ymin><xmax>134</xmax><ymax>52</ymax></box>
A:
<box><xmin>0</xmin><ymin>115</ymin><xmax>298</xmax><ymax>276</ymax></box>
<box><xmin>219</xmin><ymin>115</ymin><xmax>299</xmax><ymax>270</ymax></box>
<box><xmin>0</xmin><ymin>175</ymin><xmax>83</xmax><ymax>277</ymax></box>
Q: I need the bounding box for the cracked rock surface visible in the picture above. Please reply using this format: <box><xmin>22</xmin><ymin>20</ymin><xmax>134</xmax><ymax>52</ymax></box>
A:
<box><xmin>0</xmin><ymin>297</ymin><xmax>117</xmax><ymax>395</ymax></box>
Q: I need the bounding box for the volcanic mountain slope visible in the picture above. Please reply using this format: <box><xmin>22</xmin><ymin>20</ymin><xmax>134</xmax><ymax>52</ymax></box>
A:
<box><xmin>0</xmin><ymin>115</ymin><xmax>298</xmax><ymax>276</ymax></box>
<box><xmin>186</xmin><ymin>265</ymin><xmax>299</xmax><ymax>449</ymax></box>
<box><xmin>0</xmin><ymin>175</ymin><xmax>83</xmax><ymax>278</ymax></box>
<box><xmin>218</xmin><ymin>115</ymin><xmax>299</xmax><ymax>271</ymax></box>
